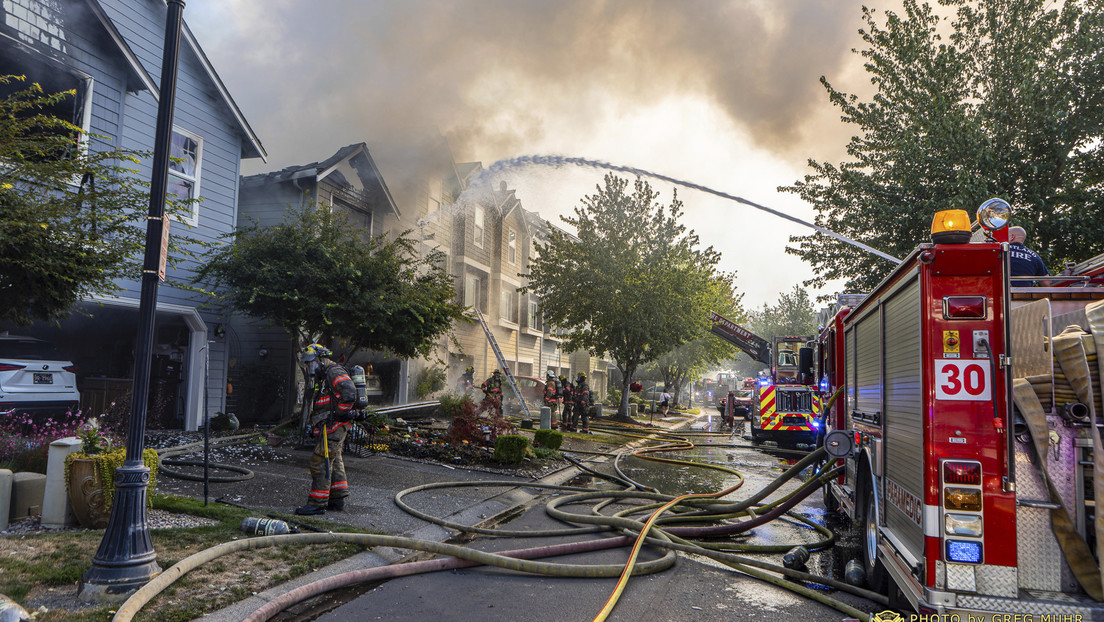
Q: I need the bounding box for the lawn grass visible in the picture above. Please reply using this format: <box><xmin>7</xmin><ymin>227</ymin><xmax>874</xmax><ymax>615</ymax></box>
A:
<box><xmin>0</xmin><ymin>493</ymin><xmax>376</xmax><ymax>621</ymax></box>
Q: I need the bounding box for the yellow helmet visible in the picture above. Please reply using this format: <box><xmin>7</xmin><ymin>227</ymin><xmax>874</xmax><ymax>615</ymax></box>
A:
<box><xmin>300</xmin><ymin>343</ymin><xmax>332</xmax><ymax>363</ymax></box>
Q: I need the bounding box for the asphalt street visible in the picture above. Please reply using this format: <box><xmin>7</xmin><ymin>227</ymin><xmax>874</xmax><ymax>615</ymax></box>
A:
<box><xmin>175</xmin><ymin>414</ymin><xmax>885</xmax><ymax>622</ymax></box>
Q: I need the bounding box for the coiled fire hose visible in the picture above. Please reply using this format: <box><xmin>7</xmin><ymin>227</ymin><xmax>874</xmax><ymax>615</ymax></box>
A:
<box><xmin>156</xmin><ymin>431</ymin><xmax>259</xmax><ymax>483</ymax></box>
<box><xmin>114</xmin><ymin>420</ymin><xmax>881</xmax><ymax>622</ymax></box>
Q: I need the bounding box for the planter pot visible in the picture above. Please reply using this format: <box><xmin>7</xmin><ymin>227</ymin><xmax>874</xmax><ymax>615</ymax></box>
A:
<box><xmin>68</xmin><ymin>458</ymin><xmax>109</xmax><ymax>529</ymax></box>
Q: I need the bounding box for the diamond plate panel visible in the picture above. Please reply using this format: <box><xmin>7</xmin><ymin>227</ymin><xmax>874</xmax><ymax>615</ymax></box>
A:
<box><xmin>946</xmin><ymin>563</ymin><xmax>976</xmax><ymax>592</ymax></box>
<box><xmin>975</xmin><ymin>564</ymin><xmax>1017</xmax><ymax>598</ymax></box>
<box><xmin>935</xmin><ymin>560</ymin><xmax>945</xmax><ymax>589</ymax></box>
<box><xmin>956</xmin><ymin>591</ymin><xmax>1104</xmax><ymax>620</ymax></box>
<box><xmin>1015</xmin><ymin>415</ymin><xmax>1079</xmax><ymax>592</ymax></box>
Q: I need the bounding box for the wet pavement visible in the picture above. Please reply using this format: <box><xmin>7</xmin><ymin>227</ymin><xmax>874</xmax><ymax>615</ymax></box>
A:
<box><xmin>175</xmin><ymin>414</ymin><xmax>883</xmax><ymax>621</ymax></box>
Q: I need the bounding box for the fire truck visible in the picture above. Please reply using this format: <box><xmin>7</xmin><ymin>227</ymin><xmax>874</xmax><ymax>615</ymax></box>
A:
<box><xmin>708</xmin><ymin>311</ymin><xmax>823</xmax><ymax>445</ymax></box>
<box><xmin>747</xmin><ymin>335</ymin><xmax>822</xmax><ymax>446</ymax></box>
<box><xmin>818</xmin><ymin>199</ymin><xmax>1104</xmax><ymax>618</ymax></box>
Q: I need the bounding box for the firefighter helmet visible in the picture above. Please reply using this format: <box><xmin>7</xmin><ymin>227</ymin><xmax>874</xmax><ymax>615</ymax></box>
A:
<box><xmin>576</xmin><ymin>372</ymin><xmax>586</xmax><ymax>384</ymax></box>
<box><xmin>546</xmin><ymin>370</ymin><xmax>555</xmax><ymax>379</ymax></box>
<box><xmin>465</xmin><ymin>365</ymin><xmax>474</xmax><ymax>374</ymax></box>
<box><xmin>300</xmin><ymin>343</ymin><xmax>332</xmax><ymax>363</ymax></box>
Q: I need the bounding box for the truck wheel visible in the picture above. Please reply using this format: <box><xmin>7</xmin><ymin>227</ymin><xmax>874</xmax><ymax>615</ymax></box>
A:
<box><xmin>861</xmin><ymin>479</ymin><xmax>888</xmax><ymax>594</ymax></box>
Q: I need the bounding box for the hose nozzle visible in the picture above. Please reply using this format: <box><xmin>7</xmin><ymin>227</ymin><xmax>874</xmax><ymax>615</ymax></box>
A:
<box><xmin>1061</xmin><ymin>402</ymin><xmax>1090</xmax><ymax>424</ymax></box>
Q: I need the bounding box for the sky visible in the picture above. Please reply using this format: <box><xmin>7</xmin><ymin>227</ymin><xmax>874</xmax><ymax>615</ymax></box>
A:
<box><xmin>186</xmin><ymin>0</ymin><xmax>884</xmax><ymax>313</ymax></box>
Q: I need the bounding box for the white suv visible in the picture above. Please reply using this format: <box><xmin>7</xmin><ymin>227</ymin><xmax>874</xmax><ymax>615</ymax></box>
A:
<box><xmin>0</xmin><ymin>335</ymin><xmax>80</xmax><ymax>418</ymax></box>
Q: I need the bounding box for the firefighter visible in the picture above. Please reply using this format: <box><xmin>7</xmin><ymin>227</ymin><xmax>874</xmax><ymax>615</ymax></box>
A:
<box><xmin>457</xmin><ymin>365</ymin><xmax>475</xmax><ymax>394</ymax></box>
<box><xmin>560</xmin><ymin>375</ymin><xmax>574</xmax><ymax>431</ymax></box>
<box><xmin>542</xmin><ymin>370</ymin><xmax>561</xmax><ymax>426</ymax></box>
<box><xmin>296</xmin><ymin>344</ymin><xmax>357</xmax><ymax>516</ymax></box>
<box><xmin>481</xmin><ymin>369</ymin><xmax>504</xmax><ymax>416</ymax></box>
<box><xmin>1009</xmin><ymin>226</ymin><xmax>1050</xmax><ymax>286</ymax></box>
<box><xmin>573</xmin><ymin>372</ymin><xmax>593</xmax><ymax>433</ymax></box>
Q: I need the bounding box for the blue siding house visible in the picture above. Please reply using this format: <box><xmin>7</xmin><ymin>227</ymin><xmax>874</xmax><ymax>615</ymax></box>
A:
<box><xmin>0</xmin><ymin>0</ymin><xmax>266</xmax><ymax>430</ymax></box>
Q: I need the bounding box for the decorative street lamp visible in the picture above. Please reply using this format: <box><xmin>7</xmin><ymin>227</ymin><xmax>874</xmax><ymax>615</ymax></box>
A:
<box><xmin>78</xmin><ymin>0</ymin><xmax>186</xmax><ymax>603</ymax></box>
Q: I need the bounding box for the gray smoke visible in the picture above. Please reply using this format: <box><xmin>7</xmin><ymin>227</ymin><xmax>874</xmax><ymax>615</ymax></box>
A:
<box><xmin>193</xmin><ymin>0</ymin><xmax>866</xmax><ymax>173</ymax></box>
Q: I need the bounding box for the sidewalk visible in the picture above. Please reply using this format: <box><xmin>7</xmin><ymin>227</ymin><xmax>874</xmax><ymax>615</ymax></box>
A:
<box><xmin>190</xmin><ymin>412</ymin><xmax>701</xmax><ymax>621</ymax></box>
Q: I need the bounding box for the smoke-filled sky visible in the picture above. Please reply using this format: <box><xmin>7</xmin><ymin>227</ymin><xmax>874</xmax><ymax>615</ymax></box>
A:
<box><xmin>187</xmin><ymin>0</ymin><xmax>888</xmax><ymax>312</ymax></box>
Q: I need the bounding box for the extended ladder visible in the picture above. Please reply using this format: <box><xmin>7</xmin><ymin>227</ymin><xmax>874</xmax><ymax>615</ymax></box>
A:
<box><xmin>474</xmin><ymin>308</ymin><xmax>533</xmax><ymax>419</ymax></box>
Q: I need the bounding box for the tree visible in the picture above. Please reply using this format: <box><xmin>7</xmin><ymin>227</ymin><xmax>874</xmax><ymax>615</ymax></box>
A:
<box><xmin>0</xmin><ymin>76</ymin><xmax>196</xmax><ymax>325</ymax></box>
<box><xmin>783</xmin><ymin>0</ymin><xmax>1104</xmax><ymax>292</ymax></box>
<box><xmin>195</xmin><ymin>204</ymin><xmax>466</xmax><ymax>359</ymax></box>
<box><xmin>525</xmin><ymin>174</ymin><xmax>723</xmax><ymax>420</ymax></box>
<box><xmin>747</xmin><ymin>285</ymin><xmax>819</xmax><ymax>339</ymax></box>
<box><xmin>653</xmin><ymin>274</ymin><xmax>743</xmax><ymax>406</ymax></box>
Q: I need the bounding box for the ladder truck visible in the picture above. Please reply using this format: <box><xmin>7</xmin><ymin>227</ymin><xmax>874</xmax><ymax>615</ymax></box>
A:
<box><xmin>817</xmin><ymin>199</ymin><xmax>1104</xmax><ymax>618</ymax></box>
<box><xmin>708</xmin><ymin>312</ymin><xmax>821</xmax><ymax>445</ymax></box>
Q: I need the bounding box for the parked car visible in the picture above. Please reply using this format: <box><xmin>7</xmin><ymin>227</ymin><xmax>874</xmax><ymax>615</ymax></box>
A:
<box><xmin>509</xmin><ymin>375</ymin><xmax>545</xmax><ymax>404</ymax></box>
<box><xmin>0</xmin><ymin>335</ymin><xmax>80</xmax><ymax>418</ymax></box>
<box><xmin>717</xmin><ymin>389</ymin><xmax>754</xmax><ymax>419</ymax></box>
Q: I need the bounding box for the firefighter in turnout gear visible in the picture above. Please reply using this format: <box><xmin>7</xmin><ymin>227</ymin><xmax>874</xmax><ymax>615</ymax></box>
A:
<box><xmin>559</xmin><ymin>375</ymin><xmax>574</xmax><ymax>431</ymax></box>
<box><xmin>457</xmin><ymin>365</ymin><xmax>475</xmax><ymax>394</ymax></box>
<box><xmin>295</xmin><ymin>344</ymin><xmax>357</xmax><ymax>516</ymax></box>
<box><xmin>572</xmin><ymin>372</ymin><xmax>593</xmax><ymax>433</ymax></box>
<box><xmin>481</xmin><ymin>369</ymin><xmax>504</xmax><ymax>417</ymax></box>
<box><xmin>542</xmin><ymin>370</ymin><xmax>561</xmax><ymax>425</ymax></box>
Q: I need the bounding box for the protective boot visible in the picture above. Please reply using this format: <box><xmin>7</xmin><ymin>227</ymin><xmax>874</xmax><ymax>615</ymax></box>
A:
<box><xmin>327</xmin><ymin>497</ymin><xmax>346</xmax><ymax>511</ymax></box>
<box><xmin>295</xmin><ymin>504</ymin><xmax>325</xmax><ymax>516</ymax></box>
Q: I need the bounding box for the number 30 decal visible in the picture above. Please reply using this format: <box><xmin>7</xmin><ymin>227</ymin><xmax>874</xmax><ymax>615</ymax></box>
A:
<box><xmin>936</xmin><ymin>360</ymin><xmax>991</xmax><ymax>401</ymax></box>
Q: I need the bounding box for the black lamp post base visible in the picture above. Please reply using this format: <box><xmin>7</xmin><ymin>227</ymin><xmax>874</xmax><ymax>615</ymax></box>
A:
<box><xmin>78</xmin><ymin>464</ymin><xmax>162</xmax><ymax>604</ymax></box>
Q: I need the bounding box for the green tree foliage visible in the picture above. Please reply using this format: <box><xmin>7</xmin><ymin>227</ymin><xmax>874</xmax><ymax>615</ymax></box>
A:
<box><xmin>525</xmin><ymin>174</ymin><xmax>723</xmax><ymax>419</ymax></box>
<box><xmin>748</xmin><ymin>285</ymin><xmax>819</xmax><ymax>339</ymax></box>
<box><xmin>783</xmin><ymin>0</ymin><xmax>1104</xmax><ymax>292</ymax></box>
<box><xmin>653</xmin><ymin>274</ymin><xmax>743</xmax><ymax>406</ymax></box>
<box><xmin>0</xmin><ymin>76</ymin><xmax>197</xmax><ymax>325</ymax></box>
<box><xmin>195</xmin><ymin>204</ymin><xmax>465</xmax><ymax>358</ymax></box>
<box><xmin>730</xmin><ymin>285</ymin><xmax>818</xmax><ymax>378</ymax></box>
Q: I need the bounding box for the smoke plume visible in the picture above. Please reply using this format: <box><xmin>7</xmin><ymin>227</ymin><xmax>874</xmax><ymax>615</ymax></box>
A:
<box><xmin>193</xmin><ymin>0</ymin><xmax>866</xmax><ymax>172</ymax></box>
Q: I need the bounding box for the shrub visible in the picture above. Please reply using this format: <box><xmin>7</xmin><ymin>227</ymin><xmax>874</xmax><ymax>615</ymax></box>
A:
<box><xmin>442</xmin><ymin>394</ymin><xmax>513</xmax><ymax>445</ymax></box>
<box><xmin>533</xmin><ymin>429</ymin><xmax>563</xmax><ymax>451</ymax></box>
<box><xmin>415</xmin><ymin>366</ymin><xmax>447</xmax><ymax>398</ymax></box>
<box><xmin>493</xmin><ymin>435</ymin><xmax>529</xmax><ymax>464</ymax></box>
<box><xmin>605</xmin><ymin>388</ymin><xmax>621</xmax><ymax>407</ymax></box>
<box><xmin>532</xmin><ymin>446</ymin><xmax>561</xmax><ymax>460</ymax></box>
<box><xmin>0</xmin><ymin>409</ymin><xmax>94</xmax><ymax>473</ymax></box>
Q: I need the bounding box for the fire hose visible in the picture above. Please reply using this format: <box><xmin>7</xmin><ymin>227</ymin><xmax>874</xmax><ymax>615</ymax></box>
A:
<box><xmin>113</xmin><ymin>421</ymin><xmax>884</xmax><ymax>622</ymax></box>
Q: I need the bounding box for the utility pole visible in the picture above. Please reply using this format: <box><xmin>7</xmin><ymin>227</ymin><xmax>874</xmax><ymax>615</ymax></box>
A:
<box><xmin>79</xmin><ymin>0</ymin><xmax>184</xmax><ymax>602</ymax></box>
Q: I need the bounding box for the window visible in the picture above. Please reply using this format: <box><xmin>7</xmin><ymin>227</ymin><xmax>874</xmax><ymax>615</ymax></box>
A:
<box><xmin>464</xmin><ymin>274</ymin><xmax>482</xmax><ymax>309</ymax></box>
<box><xmin>507</xmin><ymin>228</ymin><xmax>517</xmax><ymax>263</ymax></box>
<box><xmin>167</xmin><ymin>128</ymin><xmax>203</xmax><ymax>226</ymax></box>
<box><xmin>528</xmin><ymin>297</ymin><xmax>540</xmax><ymax>330</ymax></box>
<box><xmin>473</xmin><ymin>206</ymin><xmax>484</xmax><ymax>248</ymax></box>
<box><xmin>500</xmin><ymin>288</ymin><xmax>518</xmax><ymax>323</ymax></box>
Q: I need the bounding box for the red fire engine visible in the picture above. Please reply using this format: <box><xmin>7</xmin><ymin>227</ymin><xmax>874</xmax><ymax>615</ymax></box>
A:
<box><xmin>818</xmin><ymin>199</ymin><xmax>1104</xmax><ymax>617</ymax></box>
<box><xmin>748</xmin><ymin>335</ymin><xmax>821</xmax><ymax>446</ymax></box>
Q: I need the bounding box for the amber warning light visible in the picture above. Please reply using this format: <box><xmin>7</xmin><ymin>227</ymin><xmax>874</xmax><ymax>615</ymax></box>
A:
<box><xmin>930</xmin><ymin>209</ymin><xmax>972</xmax><ymax>244</ymax></box>
<box><xmin>943</xmin><ymin>461</ymin><xmax>981</xmax><ymax>486</ymax></box>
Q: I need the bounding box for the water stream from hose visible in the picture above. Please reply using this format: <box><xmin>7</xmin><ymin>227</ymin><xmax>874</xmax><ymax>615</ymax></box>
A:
<box><xmin>476</xmin><ymin>154</ymin><xmax>901</xmax><ymax>264</ymax></box>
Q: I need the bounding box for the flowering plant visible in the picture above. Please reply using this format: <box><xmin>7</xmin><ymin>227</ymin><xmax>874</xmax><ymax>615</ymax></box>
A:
<box><xmin>629</xmin><ymin>382</ymin><xmax>643</xmax><ymax>393</ymax></box>
<box><xmin>77</xmin><ymin>416</ymin><xmax>119</xmax><ymax>456</ymax></box>
<box><xmin>0</xmin><ymin>409</ymin><xmax>84</xmax><ymax>472</ymax></box>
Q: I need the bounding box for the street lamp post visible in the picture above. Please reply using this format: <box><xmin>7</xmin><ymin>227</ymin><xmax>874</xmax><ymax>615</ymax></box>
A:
<box><xmin>78</xmin><ymin>0</ymin><xmax>186</xmax><ymax>602</ymax></box>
